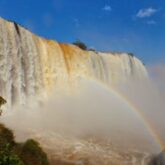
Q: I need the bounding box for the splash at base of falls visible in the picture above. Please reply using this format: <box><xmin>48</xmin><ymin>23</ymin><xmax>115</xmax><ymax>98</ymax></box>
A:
<box><xmin>1</xmin><ymin>80</ymin><xmax>161</xmax><ymax>165</ymax></box>
<box><xmin>0</xmin><ymin>17</ymin><xmax>164</xmax><ymax>165</ymax></box>
<box><xmin>32</xmin><ymin>132</ymin><xmax>152</xmax><ymax>165</ymax></box>
<box><xmin>1</xmin><ymin>115</ymin><xmax>154</xmax><ymax>165</ymax></box>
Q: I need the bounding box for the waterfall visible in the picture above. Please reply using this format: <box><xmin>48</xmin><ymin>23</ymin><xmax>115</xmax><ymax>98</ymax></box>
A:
<box><xmin>0</xmin><ymin>17</ymin><xmax>148</xmax><ymax>107</ymax></box>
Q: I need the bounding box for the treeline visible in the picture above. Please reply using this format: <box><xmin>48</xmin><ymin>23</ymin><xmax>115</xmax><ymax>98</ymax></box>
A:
<box><xmin>73</xmin><ymin>39</ymin><xmax>95</xmax><ymax>52</ymax></box>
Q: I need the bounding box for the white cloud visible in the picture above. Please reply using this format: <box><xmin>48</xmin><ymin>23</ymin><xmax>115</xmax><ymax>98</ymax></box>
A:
<box><xmin>102</xmin><ymin>5</ymin><xmax>112</xmax><ymax>12</ymax></box>
<box><xmin>136</xmin><ymin>7</ymin><xmax>157</xmax><ymax>18</ymax></box>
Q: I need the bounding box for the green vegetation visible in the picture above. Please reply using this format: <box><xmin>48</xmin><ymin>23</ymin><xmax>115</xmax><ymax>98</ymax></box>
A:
<box><xmin>0</xmin><ymin>124</ymin><xmax>23</xmax><ymax>165</ymax></box>
<box><xmin>0</xmin><ymin>97</ymin><xmax>6</xmax><ymax>116</ymax></box>
<box><xmin>0</xmin><ymin>143</ymin><xmax>23</xmax><ymax>165</ymax></box>
<box><xmin>73</xmin><ymin>39</ymin><xmax>88</xmax><ymax>50</ymax></box>
<box><xmin>0</xmin><ymin>97</ymin><xmax>6</xmax><ymax>108</ymax></box>
<box><xmin>73</xmin><ymin>40</ymin><xmax>97</xmax><ymax>52</ymax></box>
<box><xmin>128</xmin><ymin>53</ymin><xmax>134</xmax><ymax>57</ymax></box>
<box><xmin>0</xmin><ymin>124</ymin><xmax>15</xmax><ymax>147</ymax></box>
<box><xmin>0</xmin><ymin>123</ymin><xmax>49</xmax><ymax>165</ymax></box>
<box><xmin>0</xmin><ymin>97</ymin><xmax>50</xmax><ymax>165</ymax></box>
<box><xmin>19</xmin><ymin>139</ymin><xmax>49</xmax><ymax>165</ymax></box>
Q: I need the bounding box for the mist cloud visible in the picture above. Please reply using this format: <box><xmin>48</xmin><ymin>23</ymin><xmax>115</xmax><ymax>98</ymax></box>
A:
<box><xmin>1</xmin><ymin>61</ymin><xmax>165</xmax><ymax>164</ymax></box>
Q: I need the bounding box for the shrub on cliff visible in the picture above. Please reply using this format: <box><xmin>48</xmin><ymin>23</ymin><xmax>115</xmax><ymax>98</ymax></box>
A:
<box><xmin>19</xmin><ymin>139</ymin><xmax>49</xmax><ymax>165</ymax></box>
<box><xmin>0</xmin><ymin>97</ymin><xmax>6</xmax><ymax>107</ymax></box>
<box><xmin>0</xmin><ymin>124</ymin><xmax>49</xmax><ymax>165</ymax></box>
<box><xmin>0</xmin><ymin>143</ymin><xmax>23</xmax><ymax>165</ymax></box>
<box><xmin>128</xmin><ymin>53</ymin><xmax>134</xmax><ymax>57</ymax></box>
<box><xmin>0</xmin><ymin>124</ymin><xmax>23</xmax><ymax>165</ymax></box>
<box><xmin>73</xmin><ymin>40</ymin><xmax>87</xmax><ymax>50</ymax></box>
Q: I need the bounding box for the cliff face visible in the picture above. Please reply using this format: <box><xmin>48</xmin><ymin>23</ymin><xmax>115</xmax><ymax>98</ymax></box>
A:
<box><xmin>0</xmin><ymin>17</ymin><xmax>147</xmax><ymax>106</ymax></box>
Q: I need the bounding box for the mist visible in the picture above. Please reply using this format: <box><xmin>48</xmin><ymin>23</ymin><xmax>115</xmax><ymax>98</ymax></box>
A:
<box><xmin>117</xmin><ymin>62</ymin><xmax>165</xmax><ymax>147</ymax></box>
<box><xmin>0</xmin><ymin>63</ymin><xmax>165</xmax><ymax>164</ymax></box>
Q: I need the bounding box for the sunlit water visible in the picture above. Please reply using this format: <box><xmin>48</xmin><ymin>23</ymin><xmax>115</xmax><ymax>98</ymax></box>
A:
<box><xmin>0</xmin><ymin>17</ymin><xmax>164</xmax><ymax>164</ymax></box>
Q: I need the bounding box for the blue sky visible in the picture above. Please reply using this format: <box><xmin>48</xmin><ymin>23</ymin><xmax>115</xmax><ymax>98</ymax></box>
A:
<box><xmin>0</xmin><ymin>0</ymin><xmax>165</xmax><ymax>64</ymax></box>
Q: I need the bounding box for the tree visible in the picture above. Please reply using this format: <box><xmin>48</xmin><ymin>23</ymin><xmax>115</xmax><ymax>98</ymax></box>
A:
<box><xmin>0</xmin><ymin>124</ymin><xmax>15</xmax><ymax>147</ymax></box>
<box><xmin>0</xmin><ymin>144</ymin><xmax>23</xmax><ymax>165</ymax></box>
<box><xmin>0</xmin><ymin>124</ymin><xmax>50</xmax><ymax>165</ymax></box>
<box><xmin>73</xmin><ymin>39</ymin><xmax>87</xmax><ymax>50</ymax></box>
<box><xmin>128</xmin><ymin>53</ymin><xmax>134</xmax><ymax>57</ymax></box>
<box><xmin>20</xmin><ymin>139</ymin><xmax>49</xmax><ymax>165</ymax></box>
<box><xmin>0</xmin><ymin>97</ymin><xmax>6</xmax><ymax>116</ymax></box>
<box><xmin>0</xmin><ymin>97</ymin><xmax>6</xmax><ymax>107</ymax></box>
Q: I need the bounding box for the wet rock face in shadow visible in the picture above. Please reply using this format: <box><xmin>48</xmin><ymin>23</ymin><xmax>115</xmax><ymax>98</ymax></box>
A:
<box><xmin>149</xmin><ymin>150</ymin><xmax>165</xmax><ymax>165</ymax></box>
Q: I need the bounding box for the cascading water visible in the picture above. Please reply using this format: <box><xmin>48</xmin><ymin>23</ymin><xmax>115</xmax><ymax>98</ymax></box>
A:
<box><xmin>0</xmin><ymin>17</ymin><xmax>158</xmax><ymax>165</ymax></box>
<box><xmin>0</xmin><ymin>17</ymin><xmax>147</xmax><ymax>107</ymax></box>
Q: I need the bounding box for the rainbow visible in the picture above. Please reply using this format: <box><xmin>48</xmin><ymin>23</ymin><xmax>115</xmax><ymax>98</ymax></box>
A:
<box><xmin>97</xmin><ymin>81</ymin><xmax>163</xmax><ymax>151</ymax></box>
<box><xmin>0</xmin><ymin>17</ymin><xmax>163</xmax><ymax>151</ymax></box>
